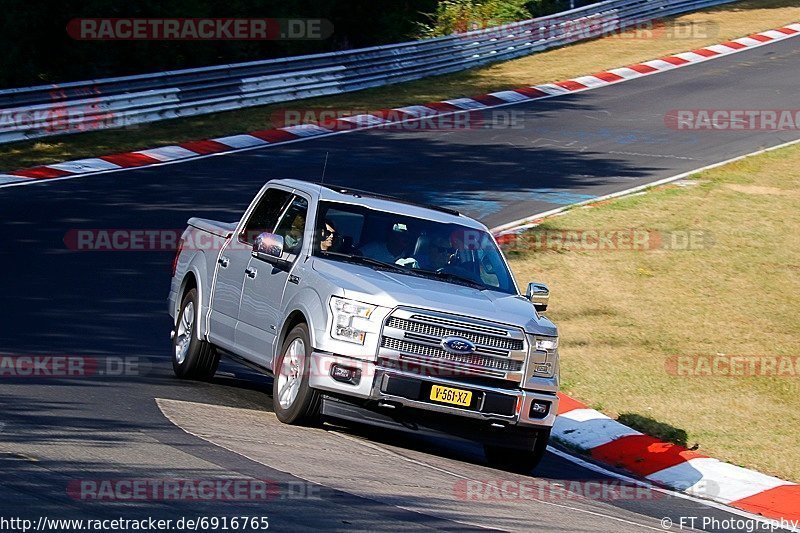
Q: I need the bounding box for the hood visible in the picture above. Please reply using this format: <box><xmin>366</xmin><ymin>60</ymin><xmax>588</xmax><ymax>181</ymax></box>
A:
<box><xmin>311</xmin><ymin>257</ymin><xmax>557</xmax><ymax>336</ymax></box>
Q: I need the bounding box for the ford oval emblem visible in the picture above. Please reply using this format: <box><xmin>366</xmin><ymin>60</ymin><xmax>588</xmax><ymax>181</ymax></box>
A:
<box><xmin>441</xmin><ymin>337</ymin><xmax>476</xmax><ymax>354</ymax></box>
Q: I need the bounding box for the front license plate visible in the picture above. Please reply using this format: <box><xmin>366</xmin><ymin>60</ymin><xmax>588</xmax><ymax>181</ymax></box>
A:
<box><xmin>429</xmin><ymin>385</ymin><xmax>472</xmax><ymax>407</ymax></box>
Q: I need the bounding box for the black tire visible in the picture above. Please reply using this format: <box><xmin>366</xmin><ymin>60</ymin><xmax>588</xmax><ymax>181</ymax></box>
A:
<box><xmin>273</xmin><ymin>323</ymin><xmax>320</xmax><ymax>425</ymax></box>
<box><xmin>484</xmin><ymin>429</ymin><xmax>550</xmax><ymax>473</ymax></box>
<box><xmin>172</xmin><ymin>288</ymin><xmax>219</xmax><ymax>380</ymax></box>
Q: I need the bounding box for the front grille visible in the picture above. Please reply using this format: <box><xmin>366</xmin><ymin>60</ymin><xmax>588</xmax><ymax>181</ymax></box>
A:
<box><xmin>379</xmin><ymin>309</ymin><xmax>527</xmax><ymax>382</ymax></box>
<box><xmin>387</xmin><ymin>317</ymin><xmax>523</xmax><ymax>351</ymax></box>
<box><xmin>381</xmin><ymin>337</ymin><xmax>523</xmax><ymax>372</ymax></box>
<box><xmin>408</xmin><ymin>314</ymin><xmax>509</xmax><ymax>336</ymax></box>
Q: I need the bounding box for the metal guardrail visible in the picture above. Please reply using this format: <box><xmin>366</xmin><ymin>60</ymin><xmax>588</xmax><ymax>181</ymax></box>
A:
<box><xmin>0</xmin><ymin>0</ymin><xmax>736</xmax><ymax>144</ymax></box>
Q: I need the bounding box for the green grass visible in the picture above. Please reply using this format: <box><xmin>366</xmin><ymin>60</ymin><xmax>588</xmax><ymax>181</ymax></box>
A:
<box><xmin>508</xmin><ymin>142</ymin><xmax>800</xmax><ymax>482</ymax></box>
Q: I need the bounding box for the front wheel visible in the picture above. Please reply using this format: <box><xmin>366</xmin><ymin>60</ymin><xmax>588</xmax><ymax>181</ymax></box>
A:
<box><xmin>273</xmin><ymin>323</ymin><xmax>320</xmax><ymax>425</ymax></box>
<box><xmin>484</xmin><ymin>429</ymin><xmax>550</xmax><ymax>473</ymax></box>
<box><xmin>172</xmin><ymin>288</ymin><xmax>219</xmax><ymax>380</ymax></box>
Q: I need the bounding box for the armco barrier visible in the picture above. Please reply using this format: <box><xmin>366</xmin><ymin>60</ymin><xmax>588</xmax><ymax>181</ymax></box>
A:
<box><xmin>0</xmin><ymin>0</ymin><xmax>735</xmax><ymax>144</ymax></box>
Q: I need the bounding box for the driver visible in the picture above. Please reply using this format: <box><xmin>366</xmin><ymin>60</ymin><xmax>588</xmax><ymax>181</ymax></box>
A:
<box><xmin>319</xmin><ymin>219</ymin><xmax>338</xmax><ymax>252</ymax></box>
<box><xmin>415</xmin><ymin>234</ymin><xmax>454</xmax><ymax>270</ymax></box>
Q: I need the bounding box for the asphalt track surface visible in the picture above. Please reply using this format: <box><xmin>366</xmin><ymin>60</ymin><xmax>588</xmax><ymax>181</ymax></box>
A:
<box><xmin>1</xmin><ymin>37</ymin><xmax>799</xmax><ymax>532</ymax></box>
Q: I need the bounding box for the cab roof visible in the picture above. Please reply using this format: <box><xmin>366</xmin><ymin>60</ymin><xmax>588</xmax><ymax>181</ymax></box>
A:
<box><xmin>269</xmin><ymin>179</ymin><xmax>487</xmax><ymax>231</ymax></box>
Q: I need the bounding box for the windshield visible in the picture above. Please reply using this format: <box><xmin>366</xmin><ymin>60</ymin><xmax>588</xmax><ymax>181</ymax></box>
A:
<box><xmin>312</xmin><ymin>200</ymin><xmax>518</xmax><ymax>295</ymax></box>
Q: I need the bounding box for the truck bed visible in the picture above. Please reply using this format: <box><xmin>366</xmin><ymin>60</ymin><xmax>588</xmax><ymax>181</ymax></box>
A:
<box><xmin>187</xmin><ymin>217</ymin><xmax>237</xmax><ymax>238</ymax></box>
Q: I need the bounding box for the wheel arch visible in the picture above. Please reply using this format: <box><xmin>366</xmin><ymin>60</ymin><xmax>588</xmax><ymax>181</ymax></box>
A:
<box><xmin>278</xmin><ymin>284</ymin><xmax>326</xmax><ymax>355</ymax></box>
<box><xmin>279</xmin><ymin>310</ymin><xmax>310</xmax><ymax>349</ymax></box>
<box><xmin>175</xmin><ymin>251</ymin><xmax>209</xmax><ymax>341</ymax></box>
<box><xmin>180</xmin><ymin>270</ymin><xmax>198</xmax><ymax>301</ymax></box>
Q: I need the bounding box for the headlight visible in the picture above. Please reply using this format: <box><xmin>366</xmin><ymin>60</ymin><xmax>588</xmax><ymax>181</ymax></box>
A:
<box><xmin>535</xmin><ymin>337</ymin><xmax>558</xmax><ymax>351</ymax></box>
<box><xmin>531</xmin><ymin>336</ymin><xmax>558</xmax><ymax>378</ymax></box>
<box><xmin>329</xmin><ymin>296</ymin><xmax>377</xmax><ymax>345</ymax></box>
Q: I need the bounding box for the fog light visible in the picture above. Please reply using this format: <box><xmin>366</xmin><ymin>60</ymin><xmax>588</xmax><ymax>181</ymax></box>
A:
<box><xmin>529</xmin><ymin>401</ymin><xmax>550</xmax><ymax>419</ymax></box>
<box><xmin>330</xmin><ymin>364</ymin><xmax>361</xmax><ymax>385</ymax></box>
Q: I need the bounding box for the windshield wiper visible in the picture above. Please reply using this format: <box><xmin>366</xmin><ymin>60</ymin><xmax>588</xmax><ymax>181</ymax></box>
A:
<box><xmin>319</xmin><ymin>251</ymin><xmax>410</xmax><ymax>273</ymax></box>
<box><xmin>414</xmin><ymin>269</ymin><xmax>487</xmax><ymax>290</ymax></box>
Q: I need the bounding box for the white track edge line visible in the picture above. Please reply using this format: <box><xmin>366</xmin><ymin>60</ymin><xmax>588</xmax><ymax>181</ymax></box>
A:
<box><xmin>1</xmin><ymin>26</ymin><xmax>798</xmax><ymax>191</ymax></box>
<box><xmin>491</xmin><ymin>136</ymin><xmax>800</xmax><ymax>234</ymax></box>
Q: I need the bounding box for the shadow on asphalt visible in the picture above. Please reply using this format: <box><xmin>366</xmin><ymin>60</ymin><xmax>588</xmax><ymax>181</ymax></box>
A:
<box><xmin>0</xmin><ymin>97</ymin><xmax>662</xmax><ymax>355</ymax></box>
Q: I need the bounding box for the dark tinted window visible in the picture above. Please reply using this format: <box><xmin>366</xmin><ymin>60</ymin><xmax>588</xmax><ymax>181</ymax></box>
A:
<box><xmin>274</xmin><ymin>196</ymin><xmax>309</xmax><ymax>258</ymax></box>
<box><xmin>240</xmin><ymin>188</ymin><xmax>292</xmax><ymax>245</ymax></box>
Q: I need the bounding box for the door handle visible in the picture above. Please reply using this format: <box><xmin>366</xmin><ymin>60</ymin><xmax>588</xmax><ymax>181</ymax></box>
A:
<box><xmin>245</xmin><ymin>267</ymin><xmax>257</xmax><ymax>279</ymax></box>
<box><xmin>218</xmin><ymin>256</ymin><xmax>230</xmax><ymax>268</ymax></box>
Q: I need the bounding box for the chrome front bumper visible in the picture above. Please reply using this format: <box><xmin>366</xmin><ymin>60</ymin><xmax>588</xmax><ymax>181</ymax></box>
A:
<box><xmin>308</xmin><ymin>351</ymin><xmax>558</xmax><ymax>429</ymax></box>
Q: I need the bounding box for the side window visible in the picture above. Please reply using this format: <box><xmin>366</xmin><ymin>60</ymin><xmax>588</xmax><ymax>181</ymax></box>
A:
<box><xmin>273</xmin><ymin>196</ymin><xmax>309</xmax><ymax>259</ymax></box>
<box><xmin>240</xmin><ymin>188</ymin><xmax>292</xmax><ymax>245</ymax></box>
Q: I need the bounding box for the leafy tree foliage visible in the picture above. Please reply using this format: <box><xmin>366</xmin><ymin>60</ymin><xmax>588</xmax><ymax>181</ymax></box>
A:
<box><xmin>0</xmin><ymin>0</ymin><xmax>598</xmax><ymax>88</ymax></box>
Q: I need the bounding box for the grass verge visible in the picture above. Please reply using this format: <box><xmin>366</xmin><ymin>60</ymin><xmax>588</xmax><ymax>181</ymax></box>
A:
<box><xmin>2</xmin><ymin>0</ymin><xmax>799</xmax><ymax>172</ymax></box>
<box><xmin>506</xmin><ymin>141</ymin><xmax>800</xmax><ymax>482</ymax></box>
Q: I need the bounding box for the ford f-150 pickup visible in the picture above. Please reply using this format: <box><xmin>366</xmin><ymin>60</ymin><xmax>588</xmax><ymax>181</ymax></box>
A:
<box><xmin>168</xmin><ymin>179</ymin><xmax>559</xmax><ymax>471</ymax></box>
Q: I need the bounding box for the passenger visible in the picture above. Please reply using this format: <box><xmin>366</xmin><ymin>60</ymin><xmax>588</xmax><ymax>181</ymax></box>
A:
<box><xmin>360</xmin><ymin>223</ymin><xmax>413</xmax><ymax>264</ymax></box>
<box><xmin>283</xmin><ymin>213</ymin><xmax>305</xmax><ymax>254</ymax></box>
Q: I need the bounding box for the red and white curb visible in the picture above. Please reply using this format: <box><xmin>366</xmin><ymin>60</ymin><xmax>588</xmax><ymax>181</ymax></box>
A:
<box><xmin>1</xmin><ymin>22</ymin><xmax>799</xmax><ymax>189</ymax></box>
<box><xmin>553</xmin><ymin>393</ymin><xmax>800</xmax><ymax>522</ymax></box>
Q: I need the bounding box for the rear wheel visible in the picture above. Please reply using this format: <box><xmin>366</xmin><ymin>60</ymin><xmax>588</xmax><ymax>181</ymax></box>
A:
<box><xmin>172</xmin><ymin>288</ymin><xmax>219</xmax><ymax>380</ymax></box>
<box><xmin>484</xmin><ymin>429</ymin><xmax>550</xmax><ymax>473</ymax></box>
<box><xmin>273</xmin><ymin>323</ymin><xmax>320</xmax><ymax>425</ymax></box>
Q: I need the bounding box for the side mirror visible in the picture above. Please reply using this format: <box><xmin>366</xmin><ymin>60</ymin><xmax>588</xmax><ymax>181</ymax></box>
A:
<box><xmin>252</xmin><ymin>232</ymin><xmax>284</xmax><ymax>264</ymax></box>
<box><xmin>526</xmin><ymin>282</ymin><xmax>550</xmax><ymax>313</ymax></box>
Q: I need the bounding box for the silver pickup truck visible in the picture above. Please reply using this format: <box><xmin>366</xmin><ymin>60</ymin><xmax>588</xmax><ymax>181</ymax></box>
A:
<box><xmin>168</xmin><ymin>179</ymin><xmax>559</xmax><ymax>471</ymax></box>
